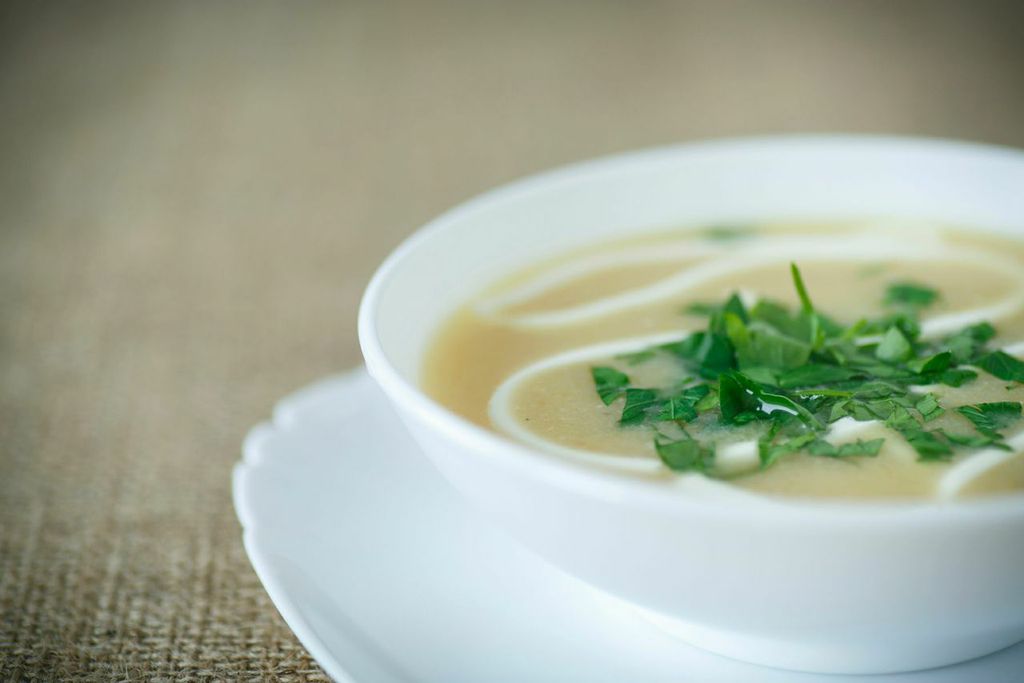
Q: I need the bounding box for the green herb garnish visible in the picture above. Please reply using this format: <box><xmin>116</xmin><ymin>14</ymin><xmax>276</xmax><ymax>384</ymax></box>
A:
<box><xmin>808</xmin><ymin>437</ymin><xmax>885</xmax><ymax>458</ymax></box>
<box><xmin>884</xmin><ymin>282</ymin><xmax>940</xmax><ymax>310</ymax></box>
<box><xmin>656</xmin><ymin>435</ymin><xmax>714</xmax><ymax>472</ymax></box>
<box><xmin>591</xmin><ymin>366</ymin><xmax>629</xmax><ymax>405</ymax></box>
<box><xmin>956</xmin><ymin>402</ymin><xmax>1022</xmax><ymax>445</ymax></box>
<box><xmin>702</xmin><ymin>225</ymin><xmax>755</xmax><ymax>242</ymax></box>
<box><xmin>590</xmin><ymin>263</ymin><xmax>1023</xmax><ymax>477</ymax></box>
<box><xmin>875</xmin><ymin>326</ymin><xmax>913</xmax><ymax>363</ymax></box>
<box><xmin>915</xmin><ymin>393</ymin><xmax>945</xmax><ymax>422</ymax></box>
<box><xmin>976</xmin><ymin>351</ymin><xmax>1024</xmax><ymax>383</ymax></box>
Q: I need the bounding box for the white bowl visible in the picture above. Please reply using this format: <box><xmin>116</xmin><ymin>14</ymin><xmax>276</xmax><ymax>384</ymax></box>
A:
<box><xmin>358</xmin><ymin>135</ymin><xmax>1024</xmax><ymax>674</ymax></box>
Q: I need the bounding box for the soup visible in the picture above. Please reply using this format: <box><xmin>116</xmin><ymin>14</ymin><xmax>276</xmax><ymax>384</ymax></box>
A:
<box><xmin>423</xmin><ymin>223</ymin><xmax>1024</xmax><ymax>499</ymax></box>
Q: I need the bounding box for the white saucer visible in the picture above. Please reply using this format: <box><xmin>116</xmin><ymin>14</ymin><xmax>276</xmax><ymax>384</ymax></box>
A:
<box><xmin>232</xmin><ymin>369</ymin><xmax>1024</xmax><ymax>682</ymax></box>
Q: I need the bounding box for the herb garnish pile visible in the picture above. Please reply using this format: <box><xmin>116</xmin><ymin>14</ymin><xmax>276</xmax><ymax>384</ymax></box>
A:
<box><xmin>590</xmin><ymin>265</ymin><xmax>1024</xmax><ymax>475</ymax></box>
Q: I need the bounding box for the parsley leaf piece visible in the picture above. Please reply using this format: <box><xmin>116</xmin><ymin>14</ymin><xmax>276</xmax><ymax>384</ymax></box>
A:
<box><xmin>884</xmin><ymin>401</ymin><xmax>918</xmax><ymax>428</ymax></box>
<box><xmin>759</xmin><ymin>431</ymin><xmax>817</xmax><ymax>468</ymax></box>
<box><xmin>859</xmin><ymin>313</ymin><xmax>921</xmax><ymax>340</ymax></box>
<box><xmin>790</xmin><ymin>263</ymin><xmax>833</xmax><ymax>350</ymax></box>
<box><xmin>828</xmin><ymin>399</ymin><xmax>852</xmax><ymax>422</ymax></box>
<box><xmin>884</xmin><ymin>282</ymin><xmax>939</xmax><ymax>310</ymax></box>
<box><xmin>941</xmin><ymin>322</ymin><xmax>996</xmax><ymax>363</ymax></box>
<box><xmin>721</xmin><ymin>293</ymin><xmax>750</xmax><ymax>324</ymax></box>
<box><xmin>618</xmin><ymin>388</ymin><xmax>661</xmax><ymax>425</ymax></box>
<box><xmin>694</xmin><ymin>388</ymin><xmax>718</xmax><ymax>412</ymax></box>
<box><xmin>654</xmin><ymin>385</ymin><xmax>711</xmax><ymax>423</ymax></box>
<box><xmin>915</xmin><ymin>393</ymin><xmax>945</xmax><ymax>422</ymax></box>
<box><xmin>719</xmin><ymin>371</ymin><xmax>821</xmax><ymax>428</ymax></box>
<box><xmin>842</xmin><ymin>438</ymin><xmax>886</xmax><ymax>457</ymax></box>
<box><xmin>722</xmin><ymin>310</ymin><xmax>749</xmax><ymax>346</ymax></box>
<box><xmin>656</xmin><ymin>397</ymin><xmax>697</xmax><ymax>423</ymax></box>
<box><xmin>663</xmin><ymin>332</ymin><xmax>735</xmax><ymax>379</ymax></box>
<box><xmin>809</xmin><ymin>438</ymin><xmax>885</xmax><ymax>458</ymax></box>
<box><xmin>875</xmin><ymin>326</ymin><xmax>913</xmax><ymax>363</ymax></box>
<box><xmin>680</xmin><ymin>384</ymin><xmax>713</xmax><ymax>402</ymax></box>
<box><xmin>956</xmin><ymin>402</ymin><xmax>1023</xmax><ymax>435</ymax></box>
<box><xmin>592</xmin><ymin>366</ymin><xmax>630</xmax><ymax>405</ymax></box>
<box><xmin>710</xmin><ymin>298</ymin><xmax>749</xmax><ymax>341</ymax></box>
<box><xmin>749</xmin><ymin>300</ymin><xmax>804</xmax><ymax>339</ymax></box>
<box><xmin>881</xmin><ymin>403</ymin><xmax>954</xmax><ymax>460</ymax></box>
<box><xmin>790</xmin><ymin>263</ymin><xmax>815</xmax><ymax>315</ymax></box>
<box><xmin>907</xmin><ymin>351</ymin><xmax>953</xmax><ymax>375</ymax></box>
<box><xmin>943</xmin><ymin>431</ymin><xmax>1003</xmax><ymax>449</ymax></box>
<box><xmin>937</xmin><ymin>368</ymin><xmax>978</xmax><ymax>387</ymax></box>
<box><xmin>733</xmin><ymin>324</ymin><xmax>811</xmax><ymax>371</ymax></box>
<box><xmin>718</xmin><ymin>372</ymin><xmax>763</xmax><ymax>423</ymax></box>
<box><xmin>656</xmin><ymin>437</ymin><xmax>715</xmax><ymax>472</ymax></box>
<box><xmin>741</xmin><ymin>366</ymin><xmax>780</xmax><ymax>385</ymax></box>
<box><xmin>847</xmin><ymin>401</ymin><xmax>882</xmax><ymax>422</ymax></box>
<box><xmin>965</xmin><ymin>322</ymin><xmax>997</xmax><ymax>343</ymax></box>
<box><xmin>853</xmin><ymin>381</ymin><xmax>903</xmax><ymax>399</ymax></box>
<box><xmin>976</xmin><ymin>351</ymin><xmax>1024</xmax><ymax>383</ymax></box>
<box><xmin>777</xmin><ymin>364</ymin><xmax>861</xmax><ymax>389</ymax></box>
<box><xmin>902</xmin><ymin>428</ymin><xmax>955</xmax><ymax>461</ymax></box>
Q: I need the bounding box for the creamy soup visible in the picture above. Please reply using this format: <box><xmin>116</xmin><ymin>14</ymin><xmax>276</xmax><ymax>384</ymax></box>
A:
<box><xmin>423</xmin><ymin>223</ymin><xmax>1024</xmax><ymax>499</ymax></box>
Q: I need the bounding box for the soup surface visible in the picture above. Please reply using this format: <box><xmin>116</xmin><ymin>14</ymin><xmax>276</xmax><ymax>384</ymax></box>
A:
<box><xmin>423</xmin><ymin>223</ymin><xmax>1024</xmax><ymax>499</ymax></box>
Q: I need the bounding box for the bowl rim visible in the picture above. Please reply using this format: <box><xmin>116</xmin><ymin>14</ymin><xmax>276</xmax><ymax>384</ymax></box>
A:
<box><xmin>358</xmin><ymin>133</ymin><xmax>1024</xmax><ymax>527</ymax></box>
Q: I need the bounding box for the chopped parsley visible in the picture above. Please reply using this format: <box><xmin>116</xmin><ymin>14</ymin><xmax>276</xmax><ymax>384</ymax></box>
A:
<box><xmin>976</xmin><ymin>351</ymin><xmax>1024</xmax><ymax>383</ymax></box>
<box><xmin>590</xmin><ymin>264</ymin><xmax>1023</xmax><ymax>475</ymax></box>
<box><xmin>884</xmin><ymin>282</ymin><xmax>940</xmax><ymax>310</ymax></box>
<box><xmin>955</xmin><ymin>402</ymin><xmax>1022</xmax><ymax>449</ymax></box>
<box><xmin>655</xmin><ymin>436</ymin><xmax>714</xmax><ymax>472</ymax></box>
<box><xmin>702</xmin><ymin>225</ymin><xmax>756</xmax><ymax>242</ymax></box>
<box><xmin>591</xmin><ymin>366</ymin><xmax>629</xmax><ymax>405</ymax></box>
<box><xmin>915</xmin><ymin>393</ymin><xmax>945</xmax><ymax>422</ymax></box>
<box><xmin>619</xmin><ymin>388</ymin><xmax>661</xmax><ymax>425</ymax></box>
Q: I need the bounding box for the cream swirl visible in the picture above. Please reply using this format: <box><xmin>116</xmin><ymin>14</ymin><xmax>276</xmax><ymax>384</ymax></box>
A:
<box><xmin>476</xmin><ymin>230</ymin><xmax>1024</xmax><ymax>339</ymax></box>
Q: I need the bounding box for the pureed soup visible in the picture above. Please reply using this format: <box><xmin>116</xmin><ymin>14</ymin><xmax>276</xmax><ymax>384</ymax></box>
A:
<box><xmin>423</xmin><ymin>223</ymin><xmax>1024</xmax><ymax>499</ymax></box>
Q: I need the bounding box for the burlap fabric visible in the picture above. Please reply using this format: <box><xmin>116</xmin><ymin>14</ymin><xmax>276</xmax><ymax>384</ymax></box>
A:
<box><xmin>2</xmin><ymin>2</ymin><xmax>1023</xmax><ymax>680</ymax></box>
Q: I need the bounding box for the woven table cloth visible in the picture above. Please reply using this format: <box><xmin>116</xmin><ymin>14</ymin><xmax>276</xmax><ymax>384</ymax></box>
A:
<box><xmin>3</xmin><ymin>1</ymin><xmax>1024</xmax><ymax>679</ymax></box>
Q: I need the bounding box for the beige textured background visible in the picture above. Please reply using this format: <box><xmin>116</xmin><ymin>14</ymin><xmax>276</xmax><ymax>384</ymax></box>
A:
<box><xmin>2</xmin><ymin>1</ymin><xmax>1024</xmax><ymax>680</ymax></box>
